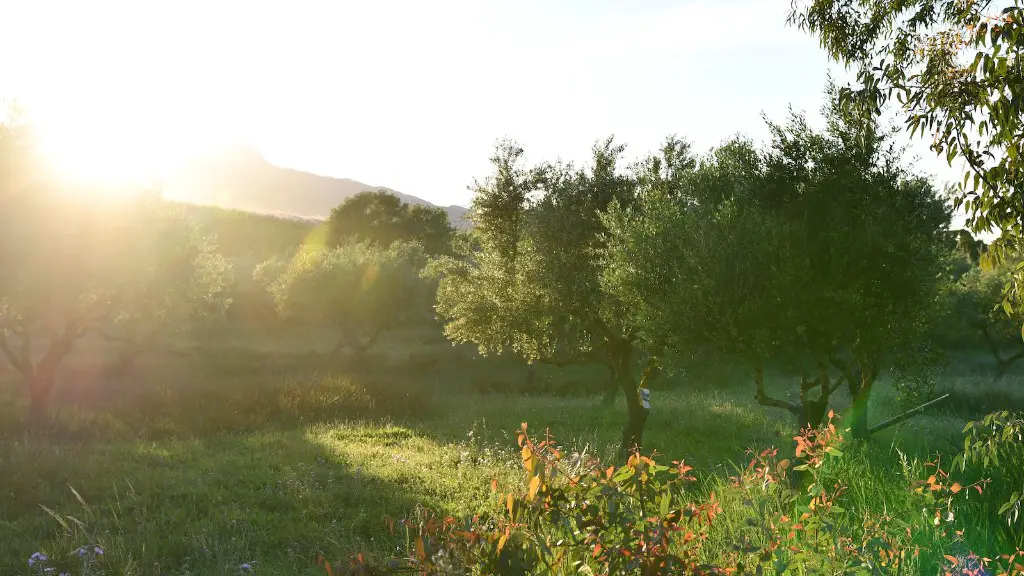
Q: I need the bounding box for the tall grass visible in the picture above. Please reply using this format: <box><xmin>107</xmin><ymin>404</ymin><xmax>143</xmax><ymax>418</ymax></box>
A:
<box><xmin>0</xmin><ymin>339</ymin><xmax>1020</xmax><ymax>573</ymax></box>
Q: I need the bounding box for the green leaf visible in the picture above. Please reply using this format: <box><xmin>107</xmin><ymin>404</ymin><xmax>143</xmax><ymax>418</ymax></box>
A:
<box><xmin>659</xmin><ymin>491</ymin><xmax>671</xmax><ymax>516</ymax></box>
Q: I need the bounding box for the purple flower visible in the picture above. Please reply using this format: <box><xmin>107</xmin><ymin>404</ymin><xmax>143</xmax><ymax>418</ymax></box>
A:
<box><xmin>28</xmin><ymin>552</ymin><xmax>48</xmax><ymax>566</ymax></box>
<box><xmin>76</xmin><ymin>546</ymin><xmax>87</xmax><ymax>558</ymax></box>
<box><xmin>240</xmin><ymin>563</ymin><xmax>252</xmax><ymax>571</ymax></box>
<box><xmin>44</xmin><ymin>568</ymin><xmax>55</xmax><ymax>575</ymax></box>
<box><xmin>59</xmin><ymin>573</ymin><xmax>69</xmax><ymax>576</ymax></box>
<box><xmin>94</xmin><ymin>546</ymin><xmax>104</xmax><ymax>555</ymax></box>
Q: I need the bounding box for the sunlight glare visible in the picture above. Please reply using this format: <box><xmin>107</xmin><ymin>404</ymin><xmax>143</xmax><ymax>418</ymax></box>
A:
<box><xmin>31</xmin><ymin>97</ymin><xmax>231</xmax><ymax>193</ymax></box>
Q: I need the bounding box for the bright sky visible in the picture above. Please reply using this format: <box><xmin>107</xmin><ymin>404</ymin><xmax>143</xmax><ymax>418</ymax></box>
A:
<box><xmin>0</xmin><ymin>0</ymin><xmax>965</xmax><ymax>209</ymax></box>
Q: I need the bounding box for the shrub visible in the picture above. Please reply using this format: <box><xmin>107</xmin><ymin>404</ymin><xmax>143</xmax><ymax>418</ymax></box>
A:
<box><xmin>324</xmin><ymin>416</ymin><xmax>1024</xmax><ymax>575</ymax></box>
<box><xmin>958</xmin><ymin>411</ymin><xmax>1024</xmax><ymax>547</ymax></box>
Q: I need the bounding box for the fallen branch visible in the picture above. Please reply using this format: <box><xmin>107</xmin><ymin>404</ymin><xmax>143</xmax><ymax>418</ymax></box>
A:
<box><xmin>867</xmin><ymin>393</ymin><xmax>950</xmax><ymax>435</ymax></box>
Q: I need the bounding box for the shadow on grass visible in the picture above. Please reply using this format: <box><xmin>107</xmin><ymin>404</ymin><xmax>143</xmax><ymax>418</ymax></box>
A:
<box><xmin>0</xmin><ymin>422</ymin><xmax>465</xmax><ymax>574</ymax></box>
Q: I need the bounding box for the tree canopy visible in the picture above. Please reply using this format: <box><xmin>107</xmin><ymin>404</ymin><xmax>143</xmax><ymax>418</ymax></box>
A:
<box><xmin>0</xmin><ymin>117</ymin><xmax>233</xmax><ymax>416</ymax></box>
<box><xmin>788</xmin><ymin>0</ymin><xmax>1024</xmax><ymax>309</ymax></box>
<box><xmin>428</xmin><ymin>138</ymin><xmax>690</xmax><ymax>453</ymax></box>
<box><xmin>0</xmin><ymin>191</ymin><xmax>233</xmax><ymax>415</ymax></box>
<box><xmin>269</xmin><ymin>241</ymin><xmax>433</xmax><ymax>357</ymax></box>
<box><xmin>326</xmin><ymin>190</ymin><xmax>455</xmax><ymax>256</ymax></box>
<box><xmin>602</xmin><ymin>97</ymin><xmax>951</xmax><ymax>436</ymax></box>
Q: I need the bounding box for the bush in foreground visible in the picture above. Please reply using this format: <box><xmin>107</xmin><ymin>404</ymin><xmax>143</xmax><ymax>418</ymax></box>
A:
<box><xmin>327</xmin><ymin>416</ymin><xmax>1024</xmax><ymax>576</ymax></box>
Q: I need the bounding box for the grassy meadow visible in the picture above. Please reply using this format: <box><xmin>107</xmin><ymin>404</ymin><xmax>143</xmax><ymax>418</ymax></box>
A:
<box><xmin>2</xmin><ymin>322</ymin><xmax>1021</xmax><ymax>574</ymax></box>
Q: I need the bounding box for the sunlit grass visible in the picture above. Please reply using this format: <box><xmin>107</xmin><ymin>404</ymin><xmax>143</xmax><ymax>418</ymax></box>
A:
<box><xmin>0</xmin><ymin>339</ymin><xmax>1020</xmax><ymax>573</ymax></box>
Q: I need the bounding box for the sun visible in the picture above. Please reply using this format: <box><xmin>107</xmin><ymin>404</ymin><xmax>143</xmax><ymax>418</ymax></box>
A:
<box><xmin>26</xmin><ymin>93</ymin><xmax>232</xmax><ymax>196</ymax></box>
<box><xmin>38</xmin><ymin>125</ymin><xmax>173</xmax><ymax>191</ymax></box>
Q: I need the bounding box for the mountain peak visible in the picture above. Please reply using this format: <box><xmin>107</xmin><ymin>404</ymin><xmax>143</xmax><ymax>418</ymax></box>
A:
<box><xmin>163</xmin><ymin>150</ymin><xmax>469</xmax><ymax>228</ymax></box>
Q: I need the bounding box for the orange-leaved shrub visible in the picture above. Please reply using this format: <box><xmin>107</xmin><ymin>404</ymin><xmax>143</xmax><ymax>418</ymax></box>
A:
<box><xmin>319</xmin><ymin>413</ymin><xmax>1024</xmax><ymax>576</ymax></box>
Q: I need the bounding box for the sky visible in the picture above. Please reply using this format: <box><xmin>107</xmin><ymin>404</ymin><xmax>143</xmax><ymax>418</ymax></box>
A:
<box><xmin>0</xmin><ymin>0</ymin><xmax>966</xmax><ymax>209</ymax></box>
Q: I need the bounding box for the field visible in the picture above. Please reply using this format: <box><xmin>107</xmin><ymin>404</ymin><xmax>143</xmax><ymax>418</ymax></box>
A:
<box><xmin>2</xmin><ymin>325</ymin><xmax>1021</xmax><ymax>574</ymax></box>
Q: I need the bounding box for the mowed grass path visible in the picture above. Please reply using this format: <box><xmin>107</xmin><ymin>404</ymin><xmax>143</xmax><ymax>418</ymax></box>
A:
<box><xmin>0</xmin><ymin>338</ymin><xmax>1013</xmax><ymax>574</ymax></box>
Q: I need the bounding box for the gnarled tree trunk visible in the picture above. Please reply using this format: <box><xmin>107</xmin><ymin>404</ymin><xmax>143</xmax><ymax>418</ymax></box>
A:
<box><xmin>831</xmin><ymin>354</ymin><xmax>878</xmax><ymax>440</ymax></box>
<box><xmin>614</xmin><ymin>343</ymin><xmax>648</xmax><ymax>456</ymax></box>
<box><xmin>754</xmin><ymin>362</ymin><xmax>835</xmax><ymax>432</ymax></box>
<box><xmin>1</xmin><ymin>322</ymin><xmax>79</xmax><ymax>421</ymax></box>
<box><xmin>847</xmin><ymin>371</ymin><xmax>876</xmax><ymax>440</ymax></box>
<box><xmin>27</xmin><ymin>369</ymin><xmax>57</xmax><ymax>422</ymax></box>
<box><xmin>798</xmin><ymin>396</ymin><xmax>830</xmax><ymax>431</ymax></box>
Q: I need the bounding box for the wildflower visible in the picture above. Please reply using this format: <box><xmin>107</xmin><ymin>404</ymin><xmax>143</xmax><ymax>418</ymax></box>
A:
<box><xmin>28</xmin><ymin>552</ymin><xmax>48</xmax><ymax>566</ymax></box>
<box><xmin>94</xmin><ymin>546</ymin><xmax>104</xmax><ymax>555</ymax></box>
<box><xmin>59</xmin><ymin>573</ymin><xmax>69</xmax><ymax>576</ymax></box>
<box><xmin>76</xmin><ymin>546</ymin><xmax>88</xmax><ymax>558</ymax></box>
<box><xmin>44</xmin><ymin>568</ymin><xmax>55</xmax><ymax>575</ymax></box>
<box><xmin>241</xmin><ymin>563</ymin><xmax>252</xmax><ymax>571</ymax></box>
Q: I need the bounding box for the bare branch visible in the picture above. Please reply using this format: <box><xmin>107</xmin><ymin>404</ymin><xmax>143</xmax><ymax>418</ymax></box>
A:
<box><xmin>868</xmin><ymin>394</ymin><xmax>950</xmax><ymax>435</ymax></box>
<box><xmin>0</xmin><ymin>331</ymin><xmax>25</xmax><ymax>375</ymax></box>
<box><xmin>754</xmin><ymin>364</ymin><xmax>801</xmax><ymax>417</ymax></box>
<box><xmin>80</xmin><ymin>326</ymin><xmax>134</xmax><ymax>344</ymax></box>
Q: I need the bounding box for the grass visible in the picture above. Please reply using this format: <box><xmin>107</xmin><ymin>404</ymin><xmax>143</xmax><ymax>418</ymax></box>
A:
<box><xmin>0</xmin><ymin>330</ymin><xmax>1021</xmax><ymax>574</ymax></box>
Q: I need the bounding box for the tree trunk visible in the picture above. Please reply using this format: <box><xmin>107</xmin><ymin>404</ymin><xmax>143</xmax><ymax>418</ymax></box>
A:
<box><xmin>798</xmin><ymin>397</ymin><xmax>829</xmax><ymax>432</ymax></box>
<box><xmin>27</xmin><ymin>370</ymin><xmax>56</xmax><ymax>423</ymax></box>
<box><xmin>614</xmin><ymin>345</ymin><xmax>647</xmax><ymax>457</ymax></box>
<box><xmin>848</xmin><ymin>386</ymin><xmax>870</xmax><ymax>439</ymax></box>
<box><xmin>845</xmin><ymin>363</ymin><xmax>876</xmax><ymax>441</ymax></box>
<box><xmin>524</xmin><ymin>360</ymin><xmax>538</xmax><ymax>394</ymax></box>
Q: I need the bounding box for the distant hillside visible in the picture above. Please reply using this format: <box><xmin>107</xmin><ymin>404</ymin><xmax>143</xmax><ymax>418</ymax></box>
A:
<box><xmin>163</xmin><ymin>147</ymin><xmax>470</xmax><ymax>228</ymax></box>
<box><xmin>178</xmin><ymin>203</ymin><xmax>319</xmax><ymax>262</ymax></box>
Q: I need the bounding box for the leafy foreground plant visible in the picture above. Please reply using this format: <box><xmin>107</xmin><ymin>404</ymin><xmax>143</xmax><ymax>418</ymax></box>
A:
<box><xmin>320</xmin><ymin>415</ymin><xmax>1024</xmax><ymax>576</ymax></box>
<box><xmin>958</xmin><ymin>410</ymin><xmax>1024</xmax><ymax>547</ymax></box>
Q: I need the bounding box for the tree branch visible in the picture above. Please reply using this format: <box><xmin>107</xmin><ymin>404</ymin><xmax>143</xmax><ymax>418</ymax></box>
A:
<box><xmin>754</xmin><ymin>364</ymin><xmax>801</xmax><ymax>417</ymax></box>
<box><xmin>817</xmin><ymin>362</ymin><xmax>833</xmax><ymax>401</ymax></box>
<box><xmin>1001</xmin><ymin>348</ymin><xmax>1024</xmax><ymax>370</ymax></box>
<box><xmin>81</xmin><ymin>326</ymin><xmax>134</xmax><ymax>344</ymax></box>
<box><xmin>979</xmin><ymin>321</ymin><xmax>1008</xmax><ymax>365</ymax></box>
<box><xmin>0</xmin><ymin>331</ymin><xmax>25</xmax><ymax>375</ymax></box>
<box><xmin>829</xmin><ymin>353</ymin><xmax>861</xmax><ymax>395</ymax></box>
<box><xmin>868</xmin><ymin>394</ymin><xmax>950</xmax><ymax>435</ymax></box>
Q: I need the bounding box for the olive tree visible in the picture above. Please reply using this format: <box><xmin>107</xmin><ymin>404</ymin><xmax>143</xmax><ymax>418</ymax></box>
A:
<box><xmin>269</xmin><ymin>241</ymin><xmax>432</xmax><ymax>357</ymax></box>
<box><xmin>788</xmin><ymin>0</ymin><xmax>1024</xmax><ymax>310</ymax></box>
<box><xmin>99</xmin><ymin>207</ymin><xmax>233</xmax><ymax>373</ymax></box>
<box><xmin>427</xmin><ymin>138</ymin><xmax>691</xmax><ymax>453</ymax></box>
<box><xmin>326</xmin><ymin>190</ymin><xmax>455</xmax><ymax>256</ymax></box>
<box><xmin>603</xmin><ymin>99</ymin><xmax>950</xmax><ymax>437</ymax></box>
<box><xmin>0</xmin><ymin>190</ymin><xmax>232</xmax><ymax>417</ymax></box>
<box><xmin>952</xmin><ymin>256</ymin><xmax>1024</xmax><ymax>377</ymax></box>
